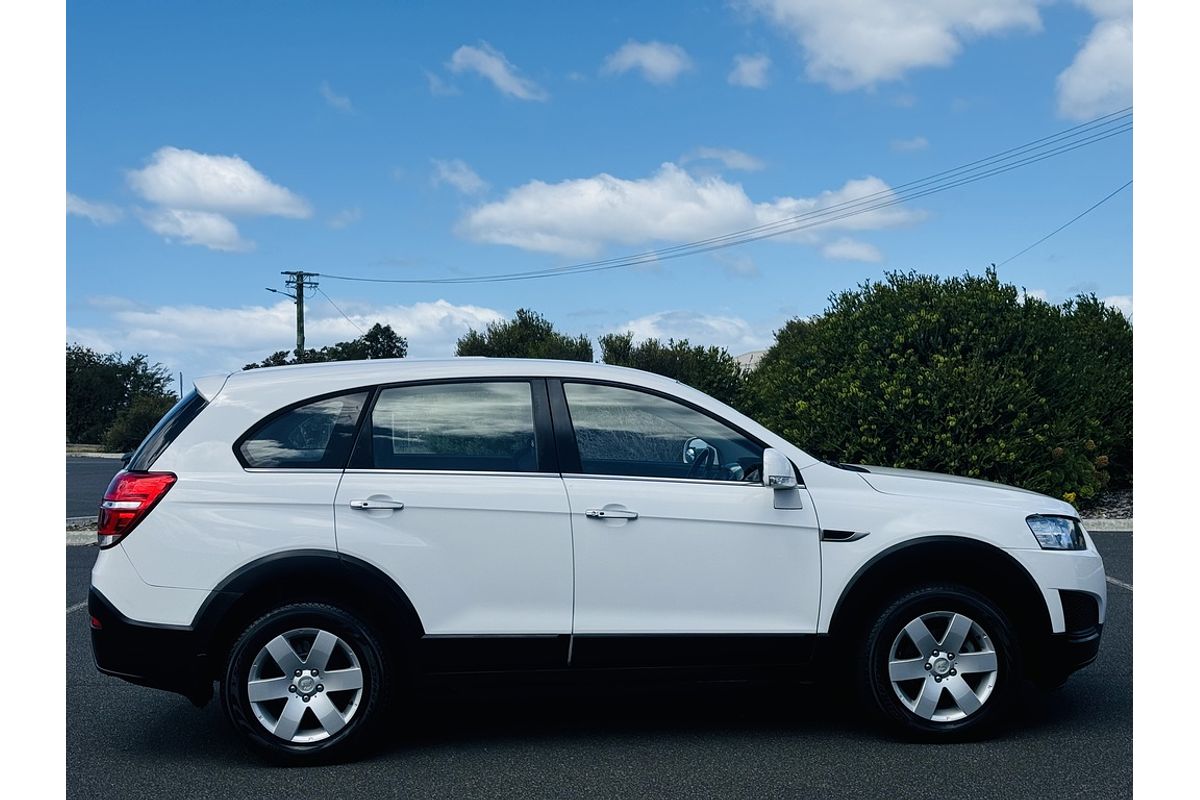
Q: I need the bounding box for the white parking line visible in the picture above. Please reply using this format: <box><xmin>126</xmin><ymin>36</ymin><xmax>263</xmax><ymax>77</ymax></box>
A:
<box><xmin>1106</xmin><ymin>576</ymin><xmax>1133</xmax><ymax>592</ymax></box>
<box><xmin>66</xmin><ymin>601</ymin><xmax>87</xmax><ymax>614</ymax></box>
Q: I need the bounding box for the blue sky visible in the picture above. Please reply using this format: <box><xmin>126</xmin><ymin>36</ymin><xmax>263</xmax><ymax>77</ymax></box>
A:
<box><xmin>66</xmin><ymin>0</ymin><xmax>1132</xmax><ymax>383</ymax></box>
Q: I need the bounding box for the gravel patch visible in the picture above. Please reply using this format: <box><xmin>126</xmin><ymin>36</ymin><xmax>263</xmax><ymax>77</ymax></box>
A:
<box><xmin>1082</xmin><ymin>489</ymin><xmax>1133</xmax><ymax>519</ymax></box>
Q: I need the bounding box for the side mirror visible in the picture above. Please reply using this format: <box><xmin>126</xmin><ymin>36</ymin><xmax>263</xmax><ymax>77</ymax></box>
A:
<box><xmin>120</xmin><ymin>452</ymin><xmax>133</xmax><ymax>467</ymax></box>
<box><xmin>763</xmin><ymin>448</ymin><xmax>797</xmax><ymax>489</ymax></box>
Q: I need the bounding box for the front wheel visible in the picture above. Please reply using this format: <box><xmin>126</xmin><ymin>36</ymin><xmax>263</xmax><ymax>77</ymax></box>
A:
<box><xmin>860</xmin><ymin>584</ymin><xmax>1020</xmax><ymax>740</ymax></box>
<box><xmin>222</xmin><ymin>603</ymin><xmax>388</xmax><ymax>763</ymax></box>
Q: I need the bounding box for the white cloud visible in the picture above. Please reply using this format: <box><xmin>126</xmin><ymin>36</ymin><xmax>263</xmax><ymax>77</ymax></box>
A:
<box><xmin>327</xmin><ymin>208</ymin><xmax>362</xmax><ymax>229</ymax></box>
<box><xmin>424</xmin><ymin>69</ymin><xmax>461</xmax><ymax>97</ymax></box>
<box><xmin>610</xmin><ymin>310</ymin><xmax>771</xmax><ymax>353</ymax></box>
<box><xmin>602</xmin><ymin>40</ymin><xmax>694</xmax><ymax>85</ymax></box>
<box><xmin>447</xmin><ymin>42</ymin><xmax>548</xmax><ymax>101</ymax></box>
<box><xmin>128</xmin><ymin>146</ymin><xmax>312</xmax><ymax>218</ymax></box>
<box><xmin>71</xmin><ymin>298</ymin><xmax>507</xmax><ymax>375</ymax></box>
<box><xmin>745</xmin><ymin>0</ymin><xmax>1041</xmax><ymax>90</ymax></box>
<box><xmin>458</xmin><ymin>162</ymin><xmax>923</xmax><ymax>257</ymax></box>
<box><xmin>137</xmin><ymin>208</ymin><xmax>253</xmax><ymax>252</ymax></box>
<box><xmin>431</xmin><ymin>158</ymin><xmax>489</xmax><ymax>195</ymax></box>
<box><xmin>890</xmin><ymin>135</ymin><xmax>929</xmax><ymax>152</ymax></box>
<box><xmin>1056</xmin><ymin>1</ymin><xmax>1132</xmax><ymax>121</ymax></box>
<box><xmin>681</xmin><ymin>147</ymin><xmax>765</xmax><ymax>171</ymax></box>
<box><xmin>66</xmin><ymin>192</ymin><xmax>122</xmax><ymax>225</ymax></box>
<box><xmin>318</xmin><ymin>80</ymin><xmax>353</xmax><ymax>112</ymax></box>
<box><xmin>821</xmin><ymin>237</ymin><xmax>883</xmax><ymax>262</ymax></box>
<box><xmin>1022</xmin><ymin>287</ymin><xmax>1050</xmax><ymax>303</ymax></box>
<box><xmin>728</xmin><ymin>53</ymin><xmax>771</xmax><ymax>88</ymax></box>
<box><xmin>712</xmin><ymin>252</ymin><xmax>760</xmax><ymax>278</ymax></box>
<box><xmin>1102</xmin><ymin>293</ymin><xmax>1132</xmax><ymax>317</ymax></box>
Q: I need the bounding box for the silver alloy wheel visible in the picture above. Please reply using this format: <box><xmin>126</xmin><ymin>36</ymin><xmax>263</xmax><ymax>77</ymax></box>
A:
<box><xmin>247</xmin><ymin>627</ymin><xmax>365</xmax><ymax>743</ymax></box>
<box><xmin>887</xmin><ymin>611</ymin><xmax>999</xmax><ymax>722</ymax></box>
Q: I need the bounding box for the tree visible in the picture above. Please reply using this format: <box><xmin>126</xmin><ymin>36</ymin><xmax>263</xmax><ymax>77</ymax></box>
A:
<box><xmin>244</xmin><ymin>323</ymin><xmax>408</xmax><ymax>370</ymax></box>
<box><xmin>102</xmin><ymin>394</ymin><xmax>179</xmax><ymax>452</ymax></box>
<box><xmin>599</xmin><ymin>332</ymin><xmax>746</xmax><ymax>406</ymax></box>
<box><xmin>455</xmin><ymin>309</ymin><xmax>593</xmax><ymax>361</ymax></box>
<box><xmin>742</xmin><ymin>269</ymin><xmax>1132</xmax><ymax>506</ymax></box>
<box><xmin>67</xmin><ymin>345</ymin><xmax>174</xmax><ymax>443</ymax></box>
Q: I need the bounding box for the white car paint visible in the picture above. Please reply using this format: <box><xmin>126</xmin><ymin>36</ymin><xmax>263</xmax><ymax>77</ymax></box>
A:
<box><xmin>566</xmin><ymin>476</ymin><xmax>822</xmax><ymax>634</ymax></box>
<box><xmin>91</xmin><ymin>357</ymin><xmax>1106</xmax><ymax>642</ymax></box>
<box><xmin>334</xmin><ymin>470</ymin><xmax>574</xmax><ymax>634</ymax></box>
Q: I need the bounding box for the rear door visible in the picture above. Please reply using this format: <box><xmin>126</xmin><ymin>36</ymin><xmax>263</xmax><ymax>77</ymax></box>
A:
<box><xmin>552</xmin><ymin>380</ymin><xmax>822</xmax><ymax>666</ymax></box>
<box><xmin>334</xmin><ymin>379</ymin><xmax>574</xmax><ymax>655</ymax></box>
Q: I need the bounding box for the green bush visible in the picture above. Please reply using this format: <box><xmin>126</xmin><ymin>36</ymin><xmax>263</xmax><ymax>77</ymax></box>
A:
<box><xmin>456</xmin><ymin>308</ymin><xmax>593</xmax><ymax>361</ymax></box>
<box><xmin>244</xmin><ymin>323</ymin><xmax>407</xmax><ymax>369</ymax></box>
<box><xmin>599</xmin><ymin>332</ymin><xmax>746</xmax><ymax>407</ymax></box>
<box><xmin>102</xmin><ymin>394</ymin><xmax>179</xmax><ymax>453</ymax></box>
<box><xmin>742</xmin><ymin>269</ymin><xmax>1132</xmax><ymax>506</ymax></box>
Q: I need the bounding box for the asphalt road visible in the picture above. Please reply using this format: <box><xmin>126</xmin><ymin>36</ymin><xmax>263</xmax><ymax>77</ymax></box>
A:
<box><xmin>66</xmin><ymin>457</ymin><xmax>123</xmax><ymax>517</ymax></box>
<box><xmin>66</xmin><ymin>533</ymin><xmax>1132</xmax><ymax>799</ymax></box>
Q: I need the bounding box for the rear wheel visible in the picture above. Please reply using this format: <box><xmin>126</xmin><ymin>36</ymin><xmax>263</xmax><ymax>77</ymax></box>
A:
<box><xmin>860</xmin><ymin>584</ymin><xmax>1020</xmax><ymax>740</ymax></box>
<box><xmin>222</xmin><ymin>603</ymin><xmax>387</xmax><ymax>763</ymax></box>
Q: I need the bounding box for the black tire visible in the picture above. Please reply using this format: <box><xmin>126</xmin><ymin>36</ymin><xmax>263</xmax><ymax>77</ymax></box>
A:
<box><xmin>222</xmin><ymin>602</ymin><xmax>388</xmax><ymax>764</ymax></box>
<box><xmin>858</xmin><ymin>584</ymin><xmax>1021</xmax><ymax>741</ymax></box>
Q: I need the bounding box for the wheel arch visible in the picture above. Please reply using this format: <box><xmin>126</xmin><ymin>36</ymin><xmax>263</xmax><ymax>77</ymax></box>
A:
<box><xmin>827</xmin><ymin>536</ymin><xmax>1052</xmax><ymax>658</ymax></box>
<box><xmin>191</xmin><ymin>549</ymin><xmax>424</xmax><ymax>681</ymax></box>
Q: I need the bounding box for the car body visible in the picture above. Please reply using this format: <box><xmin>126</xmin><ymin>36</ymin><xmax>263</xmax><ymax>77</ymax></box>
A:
<box><xmin>89</xmin><ymin>358</ymin><xmax>1106</xmax><ymax>761</ymax></box>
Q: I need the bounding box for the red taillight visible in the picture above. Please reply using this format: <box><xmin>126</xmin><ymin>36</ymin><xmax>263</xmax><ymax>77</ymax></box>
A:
<box><xmin>97</xmin><ymin>471</ymin><xmax>176</xmax><ymax>548</ymax></box>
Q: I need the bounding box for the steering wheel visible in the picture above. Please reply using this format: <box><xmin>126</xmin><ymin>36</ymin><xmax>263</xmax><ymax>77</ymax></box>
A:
<box><xmin>686</xmin><ymin>444</ymin><xmax>714</xmax><ymax>479</ymax></box>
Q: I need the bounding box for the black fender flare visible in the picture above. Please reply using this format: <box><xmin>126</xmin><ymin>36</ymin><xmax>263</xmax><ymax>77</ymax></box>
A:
<box><xmin>826</xmin><ymin>535</ymin><xmax>1052</xmax><ymax>641</ymax></box>
<box><xmin>190</xmin><ymin>549</ymin><xmax>425</xmax><ymax>665</ymax></box>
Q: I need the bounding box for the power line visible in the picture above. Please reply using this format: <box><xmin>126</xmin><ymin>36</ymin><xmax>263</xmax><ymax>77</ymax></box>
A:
<box><xmin>323</xmin><ymin>112</ymin><xmax>1130</xmax><ymax>285</ymax></box>
<box><xmin>317</xmin><ymin>287</ymin><xmax>366</xmax><ymax>335</ymax></box>
<box><xmin>996</xmin><ymin>180</ymin><xmax>1132</xmax><ymax>267</ymax></box>
<box><xmin>319</xmin><ymin>108</ymin><xmax>1132</xmax><ymax>286</ymax></box>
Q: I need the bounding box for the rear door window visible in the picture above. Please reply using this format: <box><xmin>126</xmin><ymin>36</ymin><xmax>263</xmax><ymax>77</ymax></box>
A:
<box><xmin>237</xmin><ymin>392</ymin><xmax>368</xmax><ymax>469</ymax></box>
<box><xmin>365</xmin><ymin>381</ymin><xmax>539</xmax><ymax>472</ymax></box>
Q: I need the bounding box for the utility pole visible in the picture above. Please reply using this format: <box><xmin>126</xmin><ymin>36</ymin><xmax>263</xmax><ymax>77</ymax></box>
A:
<box><xmin>268</xmin><ymin>271</ymin><xmax>320</xmax><ymax>361</ymax></box>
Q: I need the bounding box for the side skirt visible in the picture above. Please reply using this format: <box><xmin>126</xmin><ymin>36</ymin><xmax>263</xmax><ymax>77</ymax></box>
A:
<box><xmin>416</xmin><ymin>633</ymin><xmax>819</xmax><ymax>674</ymax></box>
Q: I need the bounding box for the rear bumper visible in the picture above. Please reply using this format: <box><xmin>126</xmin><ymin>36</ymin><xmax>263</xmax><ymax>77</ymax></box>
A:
<box><xmin>88</xmin><ymin>588</ymin><xmax>213</xmax><ymax>706</ymax></box>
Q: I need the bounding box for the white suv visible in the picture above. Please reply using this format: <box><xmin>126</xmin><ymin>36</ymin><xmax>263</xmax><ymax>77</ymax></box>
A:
<box><xmin>89</xmin><ymin>358</ymin><xmax>1106</xmax><ymax>761</ymax></box>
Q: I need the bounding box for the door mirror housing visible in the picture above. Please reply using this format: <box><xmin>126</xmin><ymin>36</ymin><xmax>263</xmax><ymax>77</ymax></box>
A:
<box><xmin>763</xmin><ymin>448</ymin><xmax>797</xmax><ymax>489</ymax></box>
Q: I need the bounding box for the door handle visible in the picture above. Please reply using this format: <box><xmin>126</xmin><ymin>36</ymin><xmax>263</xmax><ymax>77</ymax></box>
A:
<box><xmin>350</xmin><ymin>499</ymin><xmax>405</xmax><ymax>510</ymax></box>
<box><xmin>585</xmin><ymin>508</ymin><xmax>638</xmax><ymax>520</ymax></box>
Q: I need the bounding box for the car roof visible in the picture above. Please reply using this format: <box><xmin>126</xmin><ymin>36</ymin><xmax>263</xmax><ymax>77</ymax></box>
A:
<box><xmin>209</xmin><ymin>357</ymin><xmax>688</xmax><ymax>398</ymax></box>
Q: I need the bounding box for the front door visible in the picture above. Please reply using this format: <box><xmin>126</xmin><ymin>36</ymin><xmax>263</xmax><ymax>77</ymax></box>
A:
<box><xmin>553</xmin><ymin>381</ymin><xmax>822</xmax><ymax>666</ymax></box>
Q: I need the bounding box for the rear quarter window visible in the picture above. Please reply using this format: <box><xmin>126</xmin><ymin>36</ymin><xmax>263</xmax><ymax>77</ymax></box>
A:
<box><xmin>237</xmin><ymin>392</ymin><xmax>368</xmax><ymax>469</ymax></box>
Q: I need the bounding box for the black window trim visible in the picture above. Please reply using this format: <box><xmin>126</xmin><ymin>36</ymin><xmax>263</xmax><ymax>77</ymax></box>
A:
<box><xmin>232</xmin><ymin>385</ymin><xmax>377</xmax><ymax>471</ymax></box>
<box><xmin>346</xmin><ymin>376</ymin><xmax>559</xmax><ymax>474</ymax></box>
<box><xmin>548</xmin><ymin>377</ymin><xmax>775</xmax><ymax>483</ymax></box>
<box><xmin>128</xmin><ymin>389</ymin><xmax>210</xmax><ymax>472</ymax></box>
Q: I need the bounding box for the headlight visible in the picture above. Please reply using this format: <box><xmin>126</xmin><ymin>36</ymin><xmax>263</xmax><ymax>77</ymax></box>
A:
<box><xmin>1026</xmin><ymin>515</ymin><xmax>1086</xmax><ymax>550</ymax></box>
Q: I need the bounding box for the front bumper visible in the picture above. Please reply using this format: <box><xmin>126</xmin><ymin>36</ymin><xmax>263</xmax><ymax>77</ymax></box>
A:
<box><xmin>1032</xmin><ymin>587</ymin><xmax>1104</xmax><ymax>686</ymax></box>
<box><xmin>88</xmin><ymin>588</ymin><xmax>213</xmax><ymax>706</ymax></box>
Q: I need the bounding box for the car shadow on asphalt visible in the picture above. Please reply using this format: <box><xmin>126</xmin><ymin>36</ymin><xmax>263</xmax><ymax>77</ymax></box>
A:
<box><xmin>105</xmin><ymin>670</ymin><xmax>1117</xmax><ymax>770</ymax></box>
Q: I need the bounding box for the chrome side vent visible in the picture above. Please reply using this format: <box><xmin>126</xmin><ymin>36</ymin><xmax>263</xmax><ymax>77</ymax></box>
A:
<box><xmin>821</xmin><ymin>529</ymin><xmax>870</xmax><ymax>542</ymax></box>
